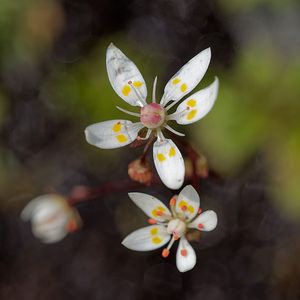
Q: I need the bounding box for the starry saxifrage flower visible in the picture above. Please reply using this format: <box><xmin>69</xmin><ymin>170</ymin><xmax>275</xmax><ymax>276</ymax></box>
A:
<box><xmin>85</xmin><ymin>43</ymin><xmax>219</xmax><ymax>189</ymax></box>
<box><xmin>121</xmin><ymin>185</ymin><xmax>217</xmax><ymax>272</ymax></box>
<box><xmin>21</xmin><ymin>194</ymin><xmax>81</xmax><ymax>243</ymax></box>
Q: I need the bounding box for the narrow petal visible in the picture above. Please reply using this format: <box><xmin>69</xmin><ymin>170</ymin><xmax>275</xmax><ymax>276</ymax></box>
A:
<box><xmin>170</xmin><ymin>77</ymin><xmax>219</xmax><ymax>125</ymax></box>
<box><xmin>188</xmin><ymin>210</ymin><xmax>218</xmax><ymax>232</ymax></box>
<box><xmin>106</xmin><ymin>43</ymin><xmax>147</xmax><ymax>107</ymax></box>
<box><xmin>175</xmin><ymin>185</ymin><xmax>200</xmax><ymax>221</ymax></box>
<box><xmin>153</xmin><ymin>139</ymin><xmax>185</xmax><ymax>190</ymax></box>
<box><xmin>122</xmin><ymin>225</ymin><xmax>170</xmax><ymax>251</ymax></box>
<box><xmin>176</xmin><ymin>236</ymin><xmax>196</xmax><ymax>272</ymax></box>
<box><xmin>128</xmin><ymin>192</ymin><xmax>171</xmax><ymax>221</ymax></box>
<box><xmin>85</xmin><ymin>120</ymin><xmax>144</xmax><ymax>149</ymax></box>
<box><xmin>160</xmin><ymin>48</ymin><xmax>211</xmax><ymax>106</ymax></box>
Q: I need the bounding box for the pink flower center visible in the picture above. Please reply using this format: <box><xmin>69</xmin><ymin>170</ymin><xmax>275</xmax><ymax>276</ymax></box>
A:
<box><xmin>140</xmin><ymin>103</ymin><xmax>166</xmax><ymax>129</ymax></box>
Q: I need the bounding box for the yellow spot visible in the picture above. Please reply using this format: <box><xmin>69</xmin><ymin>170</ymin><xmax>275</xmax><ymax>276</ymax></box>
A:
<box><xmin>180</xmin><ymin>84</ymin><xmax>187</xmax><ymax>92</ymax></box>
<box><xmin>157</xmin><ymin>154</ymin><xmax>166</xmax><ymax>162</ymax></box>
<box><xmin>172</xmin><ymin>78</ymin><xmax>180</xmax><ymax>85</ymax></box>
<box><xmin>157</xmin><ymin>206</ymin><xmax>166</xmax><ymax>212</ymax></box>
<box><xmin>150</xmin><ymin>228</ymin><xmax>158</xmax><ymax>235</ymax></box>
<box><xmin>113</xmin><ymin>122</ymin><xmax>121</xmax><ymax>132</ymax></box>
<box><xmin>187</xmin><ymin>99</ymin><xmax>196</xmax><ymax>107</ymax></box>
<box><xmin>133</xmin><ymin>81</ymin><xmax>142</xmax><ymax>87</ymax></box>
<box><xmin>169</xmin><ymin>147</ymin><xmax>176</xmax><ymax>157</ymax></box>
<box><xmin>152</xmin><ymin>206</ymin><xmax>166</xmax><ymax>217</ymax></box>
<box><xmin>152</xmin><ymin>237</ymin><xmax>162</xmax><ymax>244</ymax></box>
<box><xmin>188</xmin><ymin>206</ymin><xmax>194</xmax><ymax>213</ymax></box>
<box><xmin>122</xmin><ymin>85</ymin><xmax>131</xmax><ymax>96</ymax></box>
<box><xmin>116</xmin><ymin>135</ymin><xmax>127</xmax><ymax>143</ymax></box>
<box><xmin>178</xmin><ymin>200</ymin><xmax>187</xmax><ymax>208</ymax></box>
<box><xmin>187</xmin><ymin>110</ymin><xmax>197</xmax><ymax>120</ymax></box>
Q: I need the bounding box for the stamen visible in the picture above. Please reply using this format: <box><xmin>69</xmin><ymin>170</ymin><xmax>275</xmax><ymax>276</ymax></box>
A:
<box><xmin>156</xmin><ymin>130</ymin><xmax>165</xmax><ymax>142</ymax></box>
<box><xmin>116</xmin><ymin>106</ymin><xmax>141</xmax><ymax>118</ymax></box>
<box><xmin>165</xmin><ymin>99</ymin><xmax>179</xmax><ymax>111</ymax></box>
<box><xmin>174</xmin><ymin>235</ymin><xmax>179</xmax><ymax>240</ymax></box>
<box><xmin>167</xmin><ymin>107</ymin><xmax>192</xmax><ymax>121</ymax></box>
<box><xmin>156</xmin><ymin>211</ymin><xmax>164</xmax><ymax>216</ymax></box>
<box><xmin>66</xmin><ymin>220</ymin><xmax>77</xmax><ymax>233</ymax></box>
<box><xmin>181</xmin><ymin>249</ymin><xmax>187</xmax><ymax>256</ymax></box>
<box><xmin>162</xmin><ymin>248</ymin><xmax>170</xmax><ymax>258</ymax></box>
<box><xmin>198</xmin><ymin>208</ymin><xmax>202</xmax><ymax>214</ymax></box>
<box><xmin>169</xmin><ymin>198</ymin><xmax>176</xmax><ymax>206</ymax></box>
<box><xmin>166</xmin><ymin>236</ymin><xmax>176</xmax><ymax>251</ymax></box>
<box><xmin>152</xmin><ymin>76</ymin><xmax>158</xmax><ymax>103</ymax></box>
<box><xmin>136</xmin><ymin>136</ymin><xmax>141</xmax><ymax>141</ymax></box>
<box><xmin>148</xmin><ymin>218</ymin><xmax>157</xmax><ymax>224</ymax></box>
<box><xmin>164</xmin><ymin>124</ymin><xmax>185</xmax><ymax>137</ymax></box>
<box><xmin>198</xmin><ymin>223</ymin><xmax>204</xmax><ymax>229</ymax></box>
<box><xmin>127</xmin><ymin>81</ymin><xmax>146</xmax><ymax>107</ymax></box>
<box><xmin>181</xmin><ymin>205</ymin><xmax>187</xmax><ymax>212</ymax></box>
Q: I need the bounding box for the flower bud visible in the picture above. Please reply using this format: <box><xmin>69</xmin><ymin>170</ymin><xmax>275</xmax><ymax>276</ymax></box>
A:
<box><xmin>21</xmin><ymin>194</ymin><xmax>81</xmax><ymax>244</ymax></box>
<box><xmin>128</xmin><ymin>157</ymin><xmax>152</xmax><ymax>186</ymax></box>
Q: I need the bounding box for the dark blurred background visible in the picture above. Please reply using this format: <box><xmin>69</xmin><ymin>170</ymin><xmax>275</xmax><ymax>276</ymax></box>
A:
<box><xmin>0</xmin><ymin>0</ymin><xmax>300</xmax><ymax>299</ymax></box>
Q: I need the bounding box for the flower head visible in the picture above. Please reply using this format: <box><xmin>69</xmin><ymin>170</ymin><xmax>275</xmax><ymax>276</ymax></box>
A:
<box><xmin>85</xmin><ymin>43</ymin><xmax>219</xmax><ymax>189</ymax></box>
<box><xmin>121</xmin><ymin>185</ymin><xmax>217</xmax><ymax>272</ymax></box>
<box><xmin>21</xmin><ymin>194</ymin><xmax>81</xmax><ymax>243</ymax></box>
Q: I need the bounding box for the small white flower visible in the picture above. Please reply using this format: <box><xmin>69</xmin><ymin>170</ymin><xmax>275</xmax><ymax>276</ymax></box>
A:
<box><xmin>21</xmin><ymin>194</ymin><xmax>81</xmax><ymax>244</ymax></box>
<box><xmin>85</xmin><ymin>43</ymin><xmax>219</xmax><ymax>190</ymax></box>
<box><xmin>121</xmin><ymin>185</ymin><xmax>217</xmax><ymax>272</ymax></box>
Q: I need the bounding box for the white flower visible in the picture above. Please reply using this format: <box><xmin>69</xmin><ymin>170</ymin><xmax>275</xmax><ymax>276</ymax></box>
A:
<box><xmin>121</xmin><ymin>185</ymin><xmax>217</xmax><ymax>272</ymax></box>
<box><xmin>21</xmin><ymin>194</ymin><xmax>81</xmax><ymax>243</ymax></box>
<box><xmin>85</xmin><ymin>43</ymin><xmax>219</xmax><ymax>189</ymax></box>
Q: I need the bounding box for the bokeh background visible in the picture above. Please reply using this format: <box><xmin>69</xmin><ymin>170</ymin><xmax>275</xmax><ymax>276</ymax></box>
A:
<box><xmin>0</xmin><ymin>0</ymin><xmax>300</xmax><ymax>299</ymax></box>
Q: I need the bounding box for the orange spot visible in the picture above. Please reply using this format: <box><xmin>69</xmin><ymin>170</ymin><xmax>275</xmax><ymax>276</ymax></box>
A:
<box><xmin>66</xmin><ymin>220</ymin><xmax>77</xmax><ymax>233</ymax></box>
<box><xmin>181</xmin><ymin>249</ymin><xmax>187</xmax><ymax>256</ymax></box>
<box><xmin>148</xmin><ymin>218</ymin><xmax>157</xmax><ymax>224</ymax></box>
<box><xmin>169</xmin><ymin>198</ymin><xmax>176</xmax><ymax>206</ymax></box>
<box><xmin>198</xmin><ymin>208</ymin><xmax>202</xmax><ymax>214</ymax></box>
<box><xmin>136</xmin><ymin>136</ymin><xmax>141</xmax><ymax>141</ymax></box>
<box><xmin>181</xmin><ymin>205</ymin><xmax>187</xmax><ymax>211</ymax></box>
<box><xmin>187</xmin><ymin>107</ymin><xmax>190</xmax><ymax>110</ymax></box>
<box><xmin>156</xmin><ymin>211</ymin><xmax>163</xmax><ymax>216</ymax></box>
<box><xmin>174</xmin><ymin>236</ymin><xmax>179</xmax><ymax>240</ymax></box>
<box><xmin>160</xmin><ymin>138</ymin><xmax>163</xmax><ymax>142</ymax></box>
<box><xmin>128</xmin><ymin>80</ymin><xmax>132</xmax><ymax>84</ymax></box>
<box><xmin>162</xmin><ymin>248</ymin><xmax>170</xmax><ymax>258</ymax></box>
<box><xmin>198</xmin><ymin>223</ymin><xmax>204</xmax><ymax>229</ymax></box>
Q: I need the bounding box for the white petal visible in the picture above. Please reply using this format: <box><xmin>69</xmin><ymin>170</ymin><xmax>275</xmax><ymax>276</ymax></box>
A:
<box><xmin>171</xmin><ymin>77</ymin><xmax>219</xmax><ymax>125</ymax></box>
<box><xmin>188</xmin><ymin>210</ymin><xmax>218</xmax><ymax>232</ymax></box>
<box><xmin>33</xmin><ymin>223</ymin><xmax>68</xmax><ymax>244</ymax></box>
<box><xmin>160</xmin><ymin>48</ymin><xmax>211</xmax><ymax>106</ymax></box>
<box><xmin>175</xmin><ymin>185</ymin><xmax>200</xmax><ymax>221</ymax></box>
<box><xmin>153</xmin><ymin>139</ymin><xmax>185</xmax><ymax>190</ymax></box>
<box><xmin>128</xmin><ymin>192</ymin><xmax>171</xmax><ymax>221</ymax></box>
<box><xmin>122</xmin><ymin>225</ymin><xmax>170</xmax><ymax>251</ymax></box>
<box><xmin>106</xmin><ymin>43</ymin><xmax>147</xmax><ymax>107</ymax></box>
<box><xmin>85</xmin><ymin>120</ymin><xmax>144</xmax><ymax>149</ymax></box>
<box><xmin>176</xmin><ymin>236</ymin><xmax>196</xmax><ymax>272</ymax></box>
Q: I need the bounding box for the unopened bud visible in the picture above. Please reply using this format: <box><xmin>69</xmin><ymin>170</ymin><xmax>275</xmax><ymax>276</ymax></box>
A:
<box><xmin>128</xmin><ymin>157</ymin><xmax>152</xmax><ymax>186</ymax></box>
